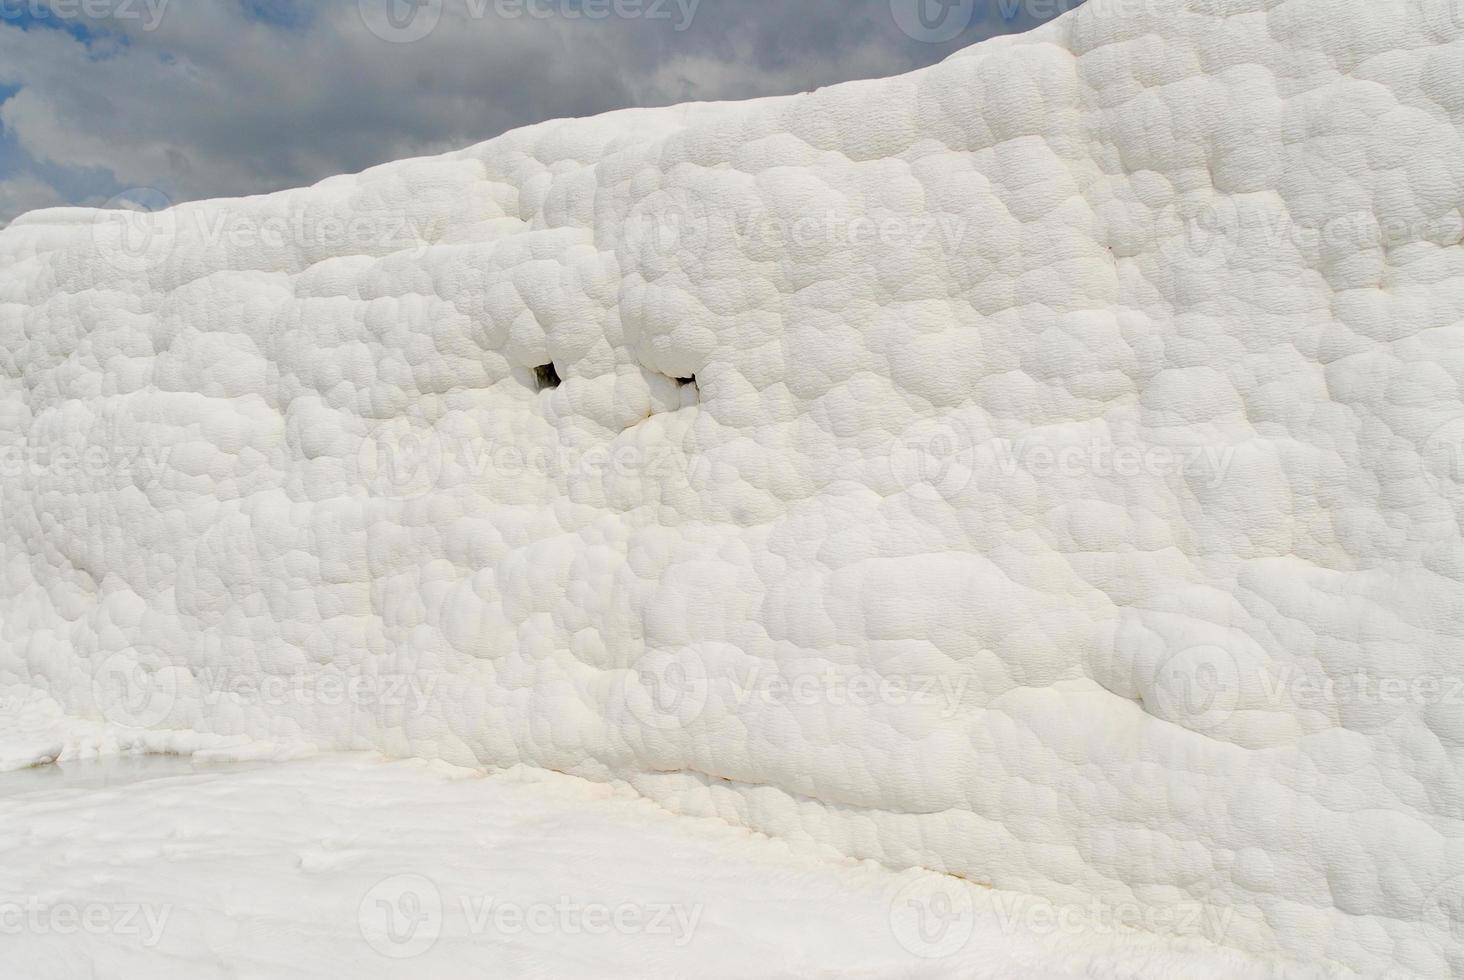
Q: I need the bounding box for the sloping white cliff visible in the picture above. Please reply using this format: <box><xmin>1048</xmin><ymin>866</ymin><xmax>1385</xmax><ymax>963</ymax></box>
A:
<box><xmin>3</xmin><ymin>0</ymin><xmax>1464</xmax><ymax>974</ymax></box>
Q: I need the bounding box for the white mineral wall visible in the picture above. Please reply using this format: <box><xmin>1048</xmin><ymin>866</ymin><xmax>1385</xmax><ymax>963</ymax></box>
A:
<box><xmin>4</xmin><ymin>0</ymin><xmax>1464</xmax><ymax>974</ymax></box>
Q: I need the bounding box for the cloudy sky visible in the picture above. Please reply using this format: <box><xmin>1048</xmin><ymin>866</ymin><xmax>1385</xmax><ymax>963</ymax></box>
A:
<box><xmin>0</xmin><ymin>0</ymin><xmax>1082</xmax><ymax>225</ymax></box>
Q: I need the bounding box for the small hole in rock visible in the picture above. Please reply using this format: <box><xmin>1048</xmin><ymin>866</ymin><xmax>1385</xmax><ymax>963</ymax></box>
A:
<box><xmin>534</xmin><ymin>363</ymin><xmax>561</xmax><ymax>391</ymax></box>
<box><xmin>676</xmin><ymin>376</ymin><xmax>697</xmax><ymax>389</ymax></box>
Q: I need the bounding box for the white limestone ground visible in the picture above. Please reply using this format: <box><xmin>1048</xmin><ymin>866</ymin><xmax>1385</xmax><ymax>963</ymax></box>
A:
<box><xmin>3</xmin><ymin>0</ymin><xmax>1464</xmax><ymax>975</ymax></box>
<box><xmin>0</xmin><ymin>746</ymin><xmax>1318</xmax><ymax>979</ymax></box>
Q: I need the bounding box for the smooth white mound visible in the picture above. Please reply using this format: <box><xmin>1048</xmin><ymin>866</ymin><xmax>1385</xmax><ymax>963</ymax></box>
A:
<box><xmin>3</xmin><ymin>0</ymin><xmax>1464</xmax><ymax>975</ymax></box>
<box><xmin>1</xmin><ymin>751</ymin><xmax>1304</xmax><ymax>979</ymax></box>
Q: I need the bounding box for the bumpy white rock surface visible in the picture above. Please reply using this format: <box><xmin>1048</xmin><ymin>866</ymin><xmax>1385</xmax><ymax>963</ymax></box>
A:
<box><xmin>3</xmin><ymin>0</ymin><xmax>1464</xmax><ymax>974</ymax></box>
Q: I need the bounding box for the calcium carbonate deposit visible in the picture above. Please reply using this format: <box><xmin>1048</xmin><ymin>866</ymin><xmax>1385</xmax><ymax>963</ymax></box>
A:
<box><xmin>3</xmin><ymin>0</ymin><xmax>1464</xmax><ymax>975</ymax></box>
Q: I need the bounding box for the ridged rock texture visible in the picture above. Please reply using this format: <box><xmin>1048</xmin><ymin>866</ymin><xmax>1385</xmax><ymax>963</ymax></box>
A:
<box><xmin>4</xmin><ymin>0</ymin><xmax>1464</xmax><ymax>974</ymax></box>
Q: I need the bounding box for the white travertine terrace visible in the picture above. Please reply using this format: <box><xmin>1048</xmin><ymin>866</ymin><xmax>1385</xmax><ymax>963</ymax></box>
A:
<box><xmin>3</xmin><ymin>0</ymin><xmax>1464</xmax><ymax>974</ymax></box>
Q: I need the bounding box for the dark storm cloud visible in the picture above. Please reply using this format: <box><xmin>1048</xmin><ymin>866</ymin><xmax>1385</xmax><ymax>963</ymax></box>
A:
<box><xmin>0</xmin><ymin>0</ymin><xmax>1082</xmax><ymax>224</ymax></box>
